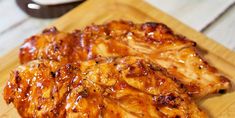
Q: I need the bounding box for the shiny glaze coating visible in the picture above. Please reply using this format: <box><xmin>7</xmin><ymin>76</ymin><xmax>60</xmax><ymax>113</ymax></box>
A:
<box><xmin>19</xmin><ymin>21</ymin><xmax>231</xmax><ymax>98</ymax></box>
<box><xmin>4</xmin><ymin>56</ymin><xmax>206</xmax><ymax>117</ymax></box>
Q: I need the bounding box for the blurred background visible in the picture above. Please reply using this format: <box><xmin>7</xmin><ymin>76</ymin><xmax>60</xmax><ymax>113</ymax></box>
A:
<box><xmin>0</xmin><ymin>0</ymin><xmax>235</xmax><ymax>57</ymax></box>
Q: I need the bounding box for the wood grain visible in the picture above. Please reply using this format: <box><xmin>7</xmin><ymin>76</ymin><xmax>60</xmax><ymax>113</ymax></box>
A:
<box><xmin>0</xmin><ymin>0</ymin><xmax>235</xmax><ymax>117</ymax></box>
<box><xmin>0</xmin><ymin>0</ymin><xmax>53</xmax><ymax>56</ymax></box>
<box><xmin>0</xmin><ymin>18</ymin><xmax>52</xmax><ymax>56</ymax></box>
<box><xmin>204</xmin><ymin>3</ymin><xmax>235</xmax><ymax>50</ymax></box>
<box><xmin>146</xmin><ymin>0</ymin><xmax>235</xmax><ymax>31</ymax></box>
<box><xmin>1</xmin><ymin>0</ymin><xmax>235</xmax><ymax>57</ymax></box>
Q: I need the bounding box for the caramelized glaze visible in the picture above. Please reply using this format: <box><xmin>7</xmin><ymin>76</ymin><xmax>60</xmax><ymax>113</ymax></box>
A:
<box><xmin>19</xmin><ymin>21</ymin><xmax>231</xmax><ymax>98</ymax></box>
<box><xmin>4</xmin><ymin>56</ymin><xmax>206</xmax><ymax>117</ymax></box>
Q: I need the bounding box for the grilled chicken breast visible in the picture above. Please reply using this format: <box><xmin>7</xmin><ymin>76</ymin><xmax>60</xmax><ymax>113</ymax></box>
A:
<box><xmin>19</xmin><ymin>21</ymin><xmax>230</xmax><ymax>98</ymax></box>
<box><xmin>4</xmin><ymin>56</ymin><xmax>206</xmax><ymax>118</ymax></box>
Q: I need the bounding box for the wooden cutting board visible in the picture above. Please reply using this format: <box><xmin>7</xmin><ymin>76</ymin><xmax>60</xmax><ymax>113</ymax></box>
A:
<box><xmin>1</xmin><ymin>0</ymin><xmax>235</xmax><ymax>117</ymax></box>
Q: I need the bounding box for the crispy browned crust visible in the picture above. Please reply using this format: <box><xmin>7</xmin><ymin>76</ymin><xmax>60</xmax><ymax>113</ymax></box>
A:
<box><xmin>4</xmin><ymin>56</ymin><xmax>206</xmax><ymax>117</ymax></box>
<box><xmin>19</xmin><ymin>20</ymin><xmax>231</xmax><ymax>98</ymax></box>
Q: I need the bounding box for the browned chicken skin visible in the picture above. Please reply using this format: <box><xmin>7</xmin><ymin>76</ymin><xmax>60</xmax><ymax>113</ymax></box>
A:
<box><xmin>19</xmin><ymin>21</ymin><xmax>230</xmax><ymax>98</ymax></box>
<box><xmin>4</xmin><ymin>56</ymin><xmax>206</xmax><ymax>117</ymax></box>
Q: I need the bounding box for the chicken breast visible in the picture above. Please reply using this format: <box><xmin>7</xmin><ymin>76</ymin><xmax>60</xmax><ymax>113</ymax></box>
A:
<box><xmin>4</xmin><ymin>56</ymin><xmax>206</xmax><ymax>118</ymax></box>
<box><xmin>19</xmin><ymin>21</ymin><xmax>231</xmax><ymax>98</ymax></box>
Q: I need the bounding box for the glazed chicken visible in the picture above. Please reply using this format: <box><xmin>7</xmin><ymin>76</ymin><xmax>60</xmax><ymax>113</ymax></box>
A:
<box><xmin>19</xmin><ymin>21</ymin><xmax>230</xmax><ymax>98</ymax></box>
<box><xmin>4</xmin><ymin>56</ymin><xmax>206</xmax><ymax>117</ymax></box>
